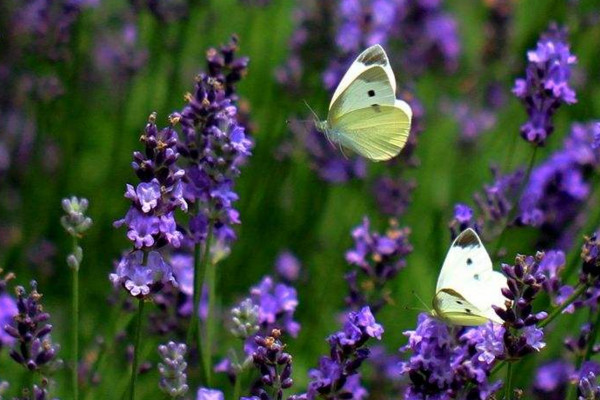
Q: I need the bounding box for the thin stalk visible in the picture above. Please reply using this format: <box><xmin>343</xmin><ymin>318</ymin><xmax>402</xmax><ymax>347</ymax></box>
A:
<box><xmin>200</xmin><ymin>223</ymin><xmax>215</xmax><ymax>386</ymax></box>
<box><xmin>233</xmin><ymin>372</ymin><xmax>242</xmax><ymax>400</ymax></box>
<box><xmin>129</xmin><ymin>298</ymin><xmax>145</xmax><ymax>400</ymax></box>
<box><xmin>186</xmin><ymin>201</ymin><xmax>203</xmax><ymax>346</ymax></box>
<box><xmin>72</xmin><ymin>235</ymin><xmax>80</xmax><ymax>400</ymax></box>
<box><xmin>584</xmin><ymin>309</ymin><xmax>600</xmax><ymax>362</ymax></box>
<box><xmin>493</xmin><ymin>146</ymin><xmax>539</xmax><ymax>256</ymax></box>
<box><xmin>504</xmin><ymin>362</ymin><xmax>513</xmax><ymax>400</ymax></box>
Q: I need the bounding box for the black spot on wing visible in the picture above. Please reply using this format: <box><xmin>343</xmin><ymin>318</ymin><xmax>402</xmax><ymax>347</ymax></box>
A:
<box><xmin>465</xmin><ymin>309</ymin><xmax>472</xmax><ymax>313</ymax></box>
<box><xmin>467</xmin><ymin>258</ymin><xmax>473</xmax><ymax>265</ymax></box>
<box><xmin>474</xmin><ymin>274</ymin><xmax>480</xmax><ymax>280</ymax></box>
<box><xmin>368</xmin><ymin>90</ymin><xmax>375</xmax><ymax>97</ymax></box>
<box><xmin>456</xmin><ymin>301</ymin><xmax>463</xmax><ymax>305</ymax></box>
<box><xmin>372</xmin><ymin>104</ymin><xmax>381</xmax><ymax>112</ymax></box>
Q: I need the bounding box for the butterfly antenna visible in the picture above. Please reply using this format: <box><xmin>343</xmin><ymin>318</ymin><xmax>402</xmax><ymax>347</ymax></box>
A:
<box><xmin>302</xmin><ymin>99</ymin><xmax>320</xmax><ymax>123</ymax></box>
<box><xmin>411</xmin><ymin>290</ymin><xmax>431</xmax><ymax>312</ymax></box>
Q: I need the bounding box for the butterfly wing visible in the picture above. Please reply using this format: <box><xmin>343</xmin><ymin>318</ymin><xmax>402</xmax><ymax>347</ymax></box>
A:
<box><xmin>330</xmin><ymin>102</ymin><xmax>411</xmax><ymax>161</ymax></box>
<box><xmin>434</xmin><ymin>228</ymin><xmax>507</xmax><ymax>325</ymax></box>
<box><xmin>432</xmin><ymin>289</ymin><xmax>492</xmax><ymax>326</ymax></box>
<box><xmin>329</xmin><ymin>44</ymin><xmax>396</xmax><ymax>109</ymax></box>
<box><xmin>329</xmin><ymin>65</ymin><xmax>397</xmax><ymax>122</ymax></box>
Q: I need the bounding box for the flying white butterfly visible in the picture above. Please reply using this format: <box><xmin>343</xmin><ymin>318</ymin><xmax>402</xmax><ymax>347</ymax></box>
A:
<box><xmin>314</xmin><ymin>44</ymin><xmax>412</xmax><ymax>161</ymax></box>
<box><xmin>431</xmin><ymin>228</ymin><xmax>508</xmax><ymax>326</ymax></box>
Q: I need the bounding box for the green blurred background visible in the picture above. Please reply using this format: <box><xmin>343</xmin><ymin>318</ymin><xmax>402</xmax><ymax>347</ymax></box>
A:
<box><xmin>3</xmin><ymin>0</ymin><xmax>600</xmax><ymax>398</ymax></box>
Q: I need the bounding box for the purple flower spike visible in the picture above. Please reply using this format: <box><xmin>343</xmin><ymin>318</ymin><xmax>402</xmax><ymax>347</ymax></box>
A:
<box><xmin>251</xmin><ymin>330</ymin><xmax>294</xmax><ymax>400</ymax></box>
<box><xmin>4</xmin><ymin>281</ymin><xmax>60</xmax><ymax>371</ymax></box>
<box><xmin>513</xmin><ymin>24</ymin><xmax>577</xmax><ymax>145</ymax></box>
<box><xmin>306</xmin><ymin>307</ymin><xmax>382</xmax><ymax>400</ymax></box>
<box><xmin>275</xmin><ymin>251</ymin><xmax>301</xmax><ymax>282</ymax></box>
<box><xmin>345</xmin><ymin>217</ymin><xmax>412</xmax><ymax>312</ymax></box>
<box><xmin>533</xmin><ymin>360</ymin><xmax>574</xmax><ymax>400</ymax></box>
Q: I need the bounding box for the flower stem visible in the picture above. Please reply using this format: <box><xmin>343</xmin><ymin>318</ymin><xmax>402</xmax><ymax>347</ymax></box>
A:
<box><xmin>493</xmin><ymin>145</ymin><xmax>539</xmax><ymax>256</ymax></box>
<box><xmin>129</xmin><ymin>298</ymin><xmax>145</xmax><ymax>400</ymax></box>
<box><xmin>584</xmin><ymin>308</ymin><xmax>600</xmax><ymax>362</ymax></box>
<box><xmin>233</xmin><ymin>372</ymin><xmax>242</xmax><ymax>400</ymax></box>
<box><xmin>200</xmin><ymin>223</ymin><xmax>215</xmax><ymax>386</ymax></box>
<box><xmin>504</xmin><ymin>362</ymin><xmax>514</xmax><ymax>400</ymax></box>
<box><xmin>539</xmin><ymin>283</ymin><xmax>588</xmax><ymax>328</ymax></box>
<box><xmin>72</xmin><ymin>236</ymin><xmax>80</xmax><ymax>400</ymax></box>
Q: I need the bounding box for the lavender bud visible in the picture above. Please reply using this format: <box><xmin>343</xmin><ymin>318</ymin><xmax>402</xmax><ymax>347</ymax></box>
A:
<box><xmin>230</xmin><ymin>298</ymin><xmax>259</xmax><ymax>339</ymax></box>
<box><xmin>158</xmin><ymin>341</ymin><xmax>189</xmax><ymax>398</ymax></box>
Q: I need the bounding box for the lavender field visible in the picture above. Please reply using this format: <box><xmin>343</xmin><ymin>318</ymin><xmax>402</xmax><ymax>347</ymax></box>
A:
<box><xmin>1</xmin><ymin>0</ymin><xmax>600</xmax><ymax>399</ymax></box>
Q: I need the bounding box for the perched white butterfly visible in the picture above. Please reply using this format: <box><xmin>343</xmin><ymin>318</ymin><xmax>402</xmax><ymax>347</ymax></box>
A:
<box><xmin>431</xmin><ymin>228</ymin><xmax>508</xmax><ymax>326</ymax></box>
<box><xmin>314</xmin><ymin>44</ymin><xmax>412</xmax><ymax>161</ymax></box>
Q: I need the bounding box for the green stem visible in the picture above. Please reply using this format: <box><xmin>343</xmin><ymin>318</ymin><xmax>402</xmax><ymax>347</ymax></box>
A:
<box><xmin>504</xmin><ymin>362</ymin><xmax>513</xmax><ymax>400</ymax></box>
<box><xmin>233</xmin><ymin>372</ymin><xmax>242</xmax><ymax>400</ymax></box>
<box><xmin>584</xmin><ymin>309</ymin><xmax>600</xmax><ymax>362</ymax></box>
<box><xmin>201</xmin><ymin>223</ymin><xmax>215</xmax><ymax>386</ymax></box>
<box><xmin>493</xmin><ymin>146</ymin><xmax>539</xmax><ymax>256</ymax></box>
<box><xmin>186</xmin><ymin>203</ymin><xmax>203</xmax><ymax>346</ymax></box>
<box><xmin>72</xmin><ymin>236</ymin><xmax>80</xmax><ymax>400</ymax></box>
<box><xmin>129</xmin><ymin>299</ymin><xmax>145</xmax><ymax>400</ymax></box>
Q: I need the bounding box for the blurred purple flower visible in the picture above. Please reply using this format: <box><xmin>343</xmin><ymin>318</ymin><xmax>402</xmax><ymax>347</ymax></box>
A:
<box><xmin>513</xmin><ymin>24</ymin><xmax>577</xmax><ymax>145</ymax></box>
<box><xmin>275</xmin><ymin>251</ymin><xmax>301</xmax><ymax>282</ymax></box>
<box><xmin>533</xmin><ymin>360</ymin><xmax>574</xmax><ymax>400</ymax></box>
<box><xmin>442</xmin><ymin>101</ymin><xmax>497</xmax><ymax>143</ymax></box>
<box><xmin>197</xmin><ymin>388</ymin><xmax>224</xmax><ymax>400</ymax></box>
<box><xmin>0</xmin><ymin>293</ymin><xmax>18</xmax><ymax>347</ymax></box>
<box><xmin>93</xmin><ymin>22</ymin><xmax>148</xmax><ymax>82</ymax></box>
<box><xmin>372</xmin><ymin>175</ymin><xmax>416</xmax><ymax>217</ymax></box>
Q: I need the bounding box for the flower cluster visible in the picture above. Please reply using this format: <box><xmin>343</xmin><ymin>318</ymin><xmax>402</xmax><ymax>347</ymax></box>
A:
<box><xmin>175</xmin><ymin>38</ymin><xmax>252</xmax><ymax>250</ymax></box>
<box><xmin>249</xmin><ymin>277</ymin><xmax>300</xmax><ymax>340</ymax></box>
<box><xmin>3</xmin><ymin>281</ymin><xmax>59</xmax><ymax>371</ymax></box>
<box><xmin>450</xmin><ymin>167</ymin><xmax>523</xmax><ymax>240</ymax></box>
<box><xmin>275</xmin><ymin>251</ymin><xmax>301</xmax><ymax>283</ymax></box>
<box><xmin>0</xmin><ymin>270</ymin><xmax>17</xmax><ymax>348</ymax></box>
<box><xmin>110</xmin><ymin>113</ymin><xmax>185</xmax><ymax>297</ymax></box>
<box><xmin>230</xmin><ymin>298</ymin><xmax>260</xmax><ymax>339</ymax></box>
<box><xmin>513</xmin><ymin>24</ymin><xmax>577</xmax><ymax>145</ymax></box>
<box><xmin>60</xmin><ymin>196</ymin><xmax>93</xmax><ymax>238</ymax></box>
<box><xmin>494</xmin><ymin>254</ymin><xmax>548</xmax><ymax>358</ymax></box>
<box><xmin>345</xmin><ymin>217</ymin><xmax>412</xmax><ymax>312</ymax></box>
<box><xmin>305</xmin><ymin>307</ymin><xmax>383</xmax><ymax>399</ymax></box>
<box><xmin>518</xmin><ymin>122</ymin><xmax>600</xmax><ymax>248</ymax></box>
<box><xmin>158</xmin><ymin>341</ymin><xmax>189</xmax><ymax>398</ymax></box>
<box><xmin>93</xmin><ymin>21</ymin><xmax>148</xmax><ymax>83</ymax></box>
<box><xmin>251</xmin><ymin>329</ymin><xmax>294</xmax><ymax>400</ymax></box>
<box><xmin>11</xmin><ymin>0</ymin><xmax>96</xmax><ymax>62</ymax></box>
<box><xmin>399</xmin><ymin>314</ymin><xmax>504</xmax><ymax>399</ymax></box>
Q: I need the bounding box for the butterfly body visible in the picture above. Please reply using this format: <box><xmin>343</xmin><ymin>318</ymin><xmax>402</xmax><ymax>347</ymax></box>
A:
<box><xmin>316</xmin><ymin>45</ymin><xmax>412</xmax><ymax>161</ymax></box>
<box><xmin>431</xmin><ymin>228</ymin><xmax>508</xmax><ymax>326</ymax></box>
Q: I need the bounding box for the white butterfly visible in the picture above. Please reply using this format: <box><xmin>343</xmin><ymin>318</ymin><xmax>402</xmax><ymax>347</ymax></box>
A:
<box><xmin>315</xmin><ymin>44</ymin><xmax>412</xmax><ymax>162</ymax></box>
<box><xmin>431</xmin><ymin>228</ymin><xmax>508</xmax><ymax>326</ymax></box>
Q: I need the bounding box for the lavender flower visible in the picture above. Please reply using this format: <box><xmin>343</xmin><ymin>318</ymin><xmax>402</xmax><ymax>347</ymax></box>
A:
<box><xmin>111</xmin><ymin>113</ymin><xmax>185</xmax><ymax>298</ymax></box>
<box><xmin>251</xmin><ymin>329</ymin><xmax>294</xmax><ymax>400</ymax></box>
<box><xmin>372</xmin><ymin>176</ymin><xmax>416</xmax><ymax>217</ymax></box>
<box><xmin>175</xmin><ymin>38</ymin><xmax>252</xmax><ymax>251</ymax></box>
<box><xmin>494</xmin><ymin>254</ymin><xmax>548</xmax><ymax>357</ymax></box>
<box><xmin>230</xmin><ymin>298</ymin><xmax>260</xmax><ymax>339</ymax></box>
<box><xmin>197</xmin><ymin>388</ymin><xmax>224</xmax><ymax>400</ymax></box>
<box><xmin>518</xmin><ymin>122</ymin><xmax>600</xmax><ymax>247</ymax></box>
<box><xmin>533</xmin><ymin>360</ymin><xmax>574</xmax><ymax>400</ymax></box>
<box><xmin>578</xmin><ymin>371</ymin><xmax>600</xmax><ymax>400</ymax></box>
<box><xmin>61</xmin><ymin>197</ymin><xmax>92</xmax><ymax>238</ymax></box>
<box><xmin>93</xmin><ymin>21</ymin><xmax>148</xmax><ymax>83</ymax></box>
<box><xmin>305</xmin><ymin>307</ymin><xmax>383</xmax><ymax>400</ymax></box>
<box><xmin>0</xmin><ymin>270</ymin><xmax>17</xmax><ymax>348</ymax></box>
<box><xmin>345</xmin><ymin>217</ymin><xmax>412</xmax><ymax>312</ymax></box>
<box><xmin>442</xmin><ymin>101</ymin><xmax>497</xmax><ymax>143</ymax></box>
<box><xmin>158</xmin><ymin>341</ymin><xmax>189</xmax><ymax>398</ymax></box>
<box><xmin>399</xmin><ymin>314</ymin><xmax>503</xmax><ymax>399</ymax></box>
<box><xmin>3</xmin><ymin>281</ymin><xmax>59</xmax><ymax>371</ymax></box>
<box><xmin>250</xmin><ymin>276</ymin><xmax>300</xmax><ymax>339</ymax></box>
<box><xmin>275</xmin><ymin>251</ymin><xmax>301</xmax><ymax>283</ymax></box>
<box><xmin>513</xmin><ymin>24</ymin><xmax>577</xmax><ymax>145</ymax></box>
